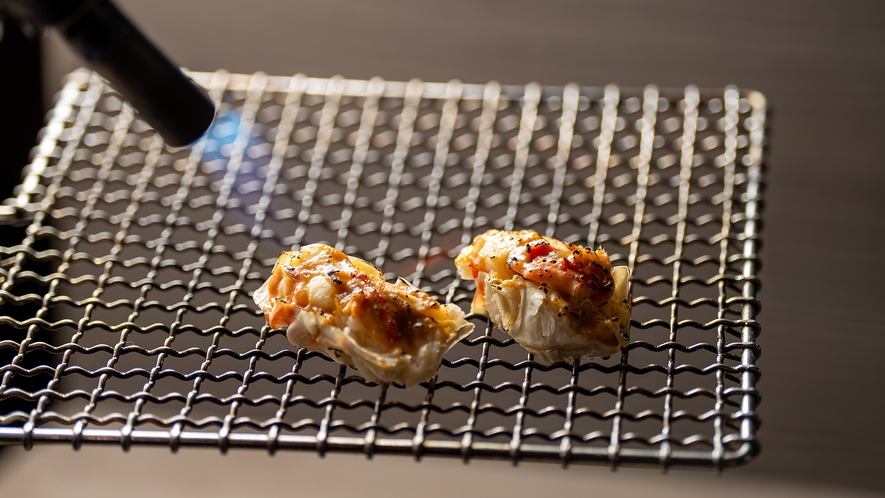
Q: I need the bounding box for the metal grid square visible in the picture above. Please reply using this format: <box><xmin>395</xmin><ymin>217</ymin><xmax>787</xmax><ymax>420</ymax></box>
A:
<box><xmin>0</xmin><ymin>69</ymin><xmax>765</xmax><ymax>468</ymax></box>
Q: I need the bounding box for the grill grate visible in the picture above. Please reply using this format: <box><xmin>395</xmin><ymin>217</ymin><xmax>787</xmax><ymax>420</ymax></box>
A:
<box><xmin>0</xmin><ymin>69</ymin><xmax>765</xmax><ymax>468</ymax></box>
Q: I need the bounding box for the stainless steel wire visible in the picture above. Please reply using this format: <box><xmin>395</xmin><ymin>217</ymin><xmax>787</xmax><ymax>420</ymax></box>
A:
<box><xmin>0</xmin><ymin>69</ymin><xmax>766</xmax><ymax>468</ymax></box>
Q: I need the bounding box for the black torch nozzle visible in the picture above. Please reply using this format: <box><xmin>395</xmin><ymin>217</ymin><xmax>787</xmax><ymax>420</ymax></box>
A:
<box><xmin>3</xmin><ymin>0</ymin><xmax>216</xmax><ymax>147</ymax></box>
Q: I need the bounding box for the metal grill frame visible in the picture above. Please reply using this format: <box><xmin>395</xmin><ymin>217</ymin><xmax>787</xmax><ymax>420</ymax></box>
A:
<box><xmin>0</xmin><ymin>69</ymin><xmax>765</xmax><ymax>469</ymax></box>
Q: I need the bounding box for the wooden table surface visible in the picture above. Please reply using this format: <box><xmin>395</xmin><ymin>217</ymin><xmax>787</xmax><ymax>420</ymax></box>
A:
<box><xmin>30</xmin><ymin>0</ymin><xmax>885</xmax><ymax>494</ymax></box>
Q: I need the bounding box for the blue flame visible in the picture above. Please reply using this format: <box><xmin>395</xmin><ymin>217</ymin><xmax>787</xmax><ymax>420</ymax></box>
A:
<box><xmin>199</xmin><ymin>107</ymin><xmax>276</xmax><ymax>229</ymax></box>
<box><xmin>203</xmin><ymin>109</ymin><xmax>242</xmax><ymax>161</ymax></box>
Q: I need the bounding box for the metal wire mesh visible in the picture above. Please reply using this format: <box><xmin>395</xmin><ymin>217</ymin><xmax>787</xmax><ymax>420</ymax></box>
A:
<box><xmin>0</xmin><ymin>69</ymin><xmax>765</xmax><ymax>468</ymax></box>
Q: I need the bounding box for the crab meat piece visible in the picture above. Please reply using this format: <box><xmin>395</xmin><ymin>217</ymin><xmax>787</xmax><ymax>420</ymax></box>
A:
<box><xmin>455</xmin><ymin>229</ymin><xmax>631</xmax><ymax>363</ymax></box>
<box><xmin>254</xmin><ymin>244</ymin><xmax>474</xmax><ymax>386</ymax></box>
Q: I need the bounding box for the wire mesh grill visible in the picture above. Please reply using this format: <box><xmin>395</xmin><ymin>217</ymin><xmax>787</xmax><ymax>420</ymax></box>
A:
<box><xmin>0</xmin><ymin>69</ymin><xmax>765</xmax><ymax>468</ymax></box>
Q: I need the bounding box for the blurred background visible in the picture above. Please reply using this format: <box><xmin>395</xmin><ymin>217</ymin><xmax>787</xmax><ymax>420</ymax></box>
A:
<box><xmin>1</xmin><ymin>1</ymin><xmax>883</xmax><ymax>496</ymax></box>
